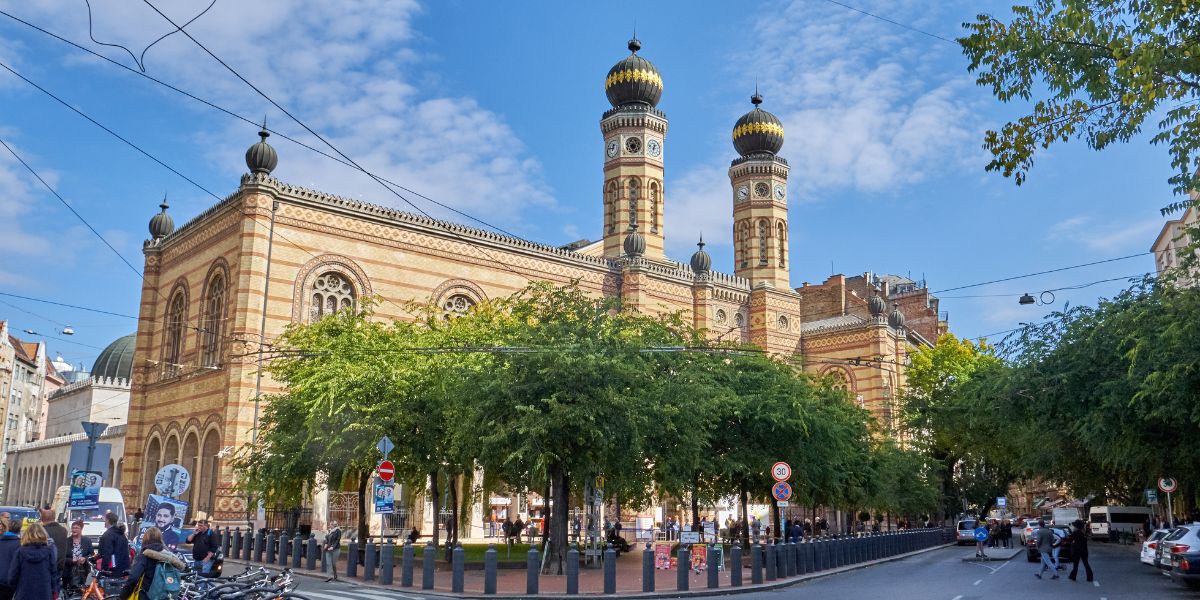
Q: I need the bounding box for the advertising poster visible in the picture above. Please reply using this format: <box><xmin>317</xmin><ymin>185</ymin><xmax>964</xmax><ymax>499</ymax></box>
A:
<box><xmin>374</xmin><ymin>479</ymin><xmax>395</xmax><ymax>515</ymax></box>
<box><xmin>68</xmin><ymin>470</ymin><xmax>102</xmax><ymax>511</ymax></box>
<box><xmin>654</xmin><ymin>542</ymin><xmax>672</xmax><ymax>569</ymax></box>
<box><xmin>679</xmin><ymin>530</ymin><xmax>700</xmax><ymax>544</ymax></box>
<box><xmin>690</xmin><ymin>543</ymin><xmax>708</xmax><ymax>573</ymax></box>
<box><xmin>137</xmin><ymin>494</ymin><xmax>189</xmax><ymax>550</ymax></box>
<box><xmin>711</xmin><ymin>544</ymin><xmax>724</xmax><ymax>571</ymax></box>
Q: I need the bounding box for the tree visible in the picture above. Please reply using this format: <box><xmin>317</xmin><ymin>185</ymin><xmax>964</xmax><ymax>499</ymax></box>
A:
<box><xmin>961</xmin><ymin>0</ymin><xmax>1200</xmax><ymax>213</ymax></box>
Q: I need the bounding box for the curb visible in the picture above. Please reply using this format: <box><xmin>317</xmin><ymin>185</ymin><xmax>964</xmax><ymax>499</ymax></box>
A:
<box><xmin>228</xmin><ymin>542</ymin><xmax>956</xmax><ymax>599</ymax></box>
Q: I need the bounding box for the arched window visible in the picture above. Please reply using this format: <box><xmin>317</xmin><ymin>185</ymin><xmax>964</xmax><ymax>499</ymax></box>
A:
<box><xmin>182</xmin><ymin>431</ymin><xmax>199</xmax><ymax>506</ymax></box>
<box><xmin>758</xmin><ymin>220</ymin><xmax>769</xmax><ymax>265</ymax></box>
<box><xmin>649</xmin><ymin>182</ymin><xmax>659</xmax><ymax>233</ymax></box>
<box><xmin>143</xmin><ymin>437</ymin><xmax>162</xmax><ymax>498</ymax></box>
<box><xmin>442</xmin><ymin>294</ymin><xmax>476</xmax><ymax>319</ymax></box>
<box><xmin>627</xmin><ymin>179</ymin><xmax>639</xmax><ymax>226</ymax></box>
<box><xmin>309</xmin><ymin>272</ymin><xmax>356</xmax><ymax>322</ymax></box>
<box><xmin>777</xmin><ymin>221</ymin><xmax>787</xmax><ymax>268</ymax></box>
<box><xmin>200</xmin><ymin>429</ymin><xmax>221</xmax><ymax>518</ymax></box>
<box><xmin>163</xmin><ymin>435</ymin><xmax>180</xmax><ymax>468</ymax></box>
<box><xmin>606</xmin><ymin>182</ymin><xmax>617</xmax><ymax>233</ymax></box>
<box><xmin>738</xmin><ymin>221</ymin><xmax>750</xmax><ymax>268</ymax></box>
<box><xmin>200</xmin><ymin>271</ymin><xmax>225</xmax><ymax>367</ymax></box>
<box><xmin>163</xmin><ymin>291</ymin><xmax>187</xmax><ymax>378</ymax></box>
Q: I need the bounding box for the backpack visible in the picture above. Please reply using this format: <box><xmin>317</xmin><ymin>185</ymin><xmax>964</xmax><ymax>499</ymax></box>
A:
<box><xmin>146</xmin><ymin>560</ymin><xmax>182</xmax><ymax>600</ymax></box>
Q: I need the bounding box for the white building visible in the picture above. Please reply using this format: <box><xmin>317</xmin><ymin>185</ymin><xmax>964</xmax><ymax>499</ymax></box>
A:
<box><xmin>1152</xmin><ymin>198</ymin><xmax>1199</xmax><ymax>286</ymax></box>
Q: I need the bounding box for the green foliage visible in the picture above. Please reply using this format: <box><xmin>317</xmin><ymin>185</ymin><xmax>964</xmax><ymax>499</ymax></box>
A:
<box><xmin>960</xmin><ymin>0</ymin><xmax>1200</xmax><ymax>213</ymax></box>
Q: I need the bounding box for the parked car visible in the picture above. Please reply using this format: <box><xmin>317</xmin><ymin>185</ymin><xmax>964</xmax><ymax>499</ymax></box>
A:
<box><xmin>1158</xmin><ymin>525</ymin><xmax>1200</xmax><ymax>571</ymax></box>
<box><xmin>956</xmin><ymin>518</ymin><xmax>979</xmax><ymax>545</ymax></box>
<box><xmin>0</xmin><ymin>506</ymin><xmax>38</xmax><ymax>527</ymax></box>
<box><xmin>1171</xmin><ymin>549</ymin><xmax>1200</xmax><ymax>588</ymax></box>
<box><xmin>1143</xmin><ymin>528</ymin><xmax>1172</xmax><ymax>566</ymax></box>
<box><xmin>1026</xmin><ymin>525</ymin><xmax>1073</xmax><ymax>563</ymax></box>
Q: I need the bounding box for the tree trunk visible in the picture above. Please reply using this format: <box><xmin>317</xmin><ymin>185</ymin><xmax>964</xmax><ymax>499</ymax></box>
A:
<box><xmin>739</xmin><ymin>481</ymin><xmax>750</xmax><ymax>547</ymax></box>
<box><xmin>357</xmin><ymin>471</ymin><xmax>370</xmax><ymax>550</ymax></box>
<box><xmin>690</xmin><ymin>471</ymin><xmax>700</xmax><ymax>532</ymax></box>
<box><xmin>771</xmin><ymin>498</ymin><xmax>780</xmax><ymax>541</ymax></box>
<box><xmin>543</xmin><ymin>480</ymin><xmax>552</xmax><ymax>549</ymax></box>
<box><xmin>549</xmin><ymin>463</ymin><xmax>569</xmax><ymax>575</ymax></box>
<box><xmin>445</xmin><ymin>473</ymin><xmax>459</xmax><ymax>561</ymax></box>
<box><xmin>429</xmin><ymin>470</ymin><xmax>440</xmax><ymax>551</ymax></box>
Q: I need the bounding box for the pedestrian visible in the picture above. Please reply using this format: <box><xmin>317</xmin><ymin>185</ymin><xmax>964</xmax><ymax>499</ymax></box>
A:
<box><xmin>98</xmin><ymin>512</ymin><xmax>130</xmax><ymax>575</ymax></box>
<box><xmin>0</xmin><ymin>516</ymin><xmax>20</xmax><ymax>600</ymax></box>
<box><xmin>407</xmin><ymin>526</ymin><xmax>420</xmax><ymax>544</ymax></box>
<box><xmin>750</xmin><ymin>516</ymin><xmax>760</xmax><ymax>542</ymax></box>
<box><xmin>119</xmin><ymin>526</ymin><xmax>184</xmax><ymax>600</ymax></box>
<box><xmin>1033</xmin><ymin>519</ymin><xmax>1057</xmax><ymax>579</ymax></box>
<box><xmin>1051</xmin><ymin>525</ymin><xmax>1065</xmax><ymax>570</ymax></box>
<box><xmin>975</xmin><ymin>523</ymin><xmax>988</xmax><ymax>559</ymax></box>
<box><xmin>38</xmin><ymin>507</ymin><xmax>68</xmax><ymax>593</ymax></box>
<box><xmin>1066</xmin><ymin>520</ymin><xmax>1093</xmax><ymax>582</ymax></box>
<box><xmin>8</xmin><ymin>522</ymin><xmax>58</xmax><ymax>600</ymax></box>
<box><xmin>323</xmin><ymin>521</ymin><xmax>342</xmax><ymax>582</ymax></box>
<box><xmin>513</xmin><ymin>517</ymin><xmax>525</xmax><ymax>543</ymax></box>
<box><xmin>185</xmin><ymin>518</ymin><xmax>217</xmax><ymax>576</ymax></box>
<box><xmin>66</xmin><ymin>520</ymin><xmax>94</xmax><ymax>592</ymax></box>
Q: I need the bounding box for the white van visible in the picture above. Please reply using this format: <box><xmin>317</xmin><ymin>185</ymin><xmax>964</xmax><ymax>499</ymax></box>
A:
<box><xmin>51</xmin><ymin>486</ymin><xmax>128</xmax><ymax>542</ymax></box>
<box><xmin>1089</xmin><ymin>505</ymin><xmax>1151</xmax><ymax>541</ymax></box>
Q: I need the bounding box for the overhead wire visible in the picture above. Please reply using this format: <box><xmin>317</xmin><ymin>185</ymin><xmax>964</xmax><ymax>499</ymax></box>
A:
<box><xmin>937</xmin><ymin>272</ymin><xmax>1155</xmax><ymax>298</ymax></box>
<box><xmin>816</xmin><ymin>0</ymin><xmax>958</xmax><ymax>44</ymax></box>
<box><xmin>931</xmin><ymin>252</ymin><xmax>1152</xmax><ymax>294</ymax></box>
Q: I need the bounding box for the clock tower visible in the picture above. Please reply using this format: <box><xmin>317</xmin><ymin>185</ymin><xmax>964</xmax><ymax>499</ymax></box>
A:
<box><xmin>601</xmin><ymin>37</ymin><xmax>667</xmax><ymax>259</ymax></box>
<box><xmin>730</xmin><ymin>92</ymin><xmax>790</xmax><ymax>288</ymax></box>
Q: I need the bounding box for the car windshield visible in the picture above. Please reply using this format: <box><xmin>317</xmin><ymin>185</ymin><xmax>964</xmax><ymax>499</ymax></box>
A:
<box><xmin>958</xmin><ymin>520</ymin><xmax>977</xmax><ymax>530</ymax></box>
<box><xmin>1152</xmin><ymin>530</ymin><xmax>1169</xmax><ymax>541</ymax></box>
<box><xmin>67</xmin><ymin>502</ymin><xmax>125</xmax><ymax>524</ymax></box>
<box><xmin>1166</xmin><ymin>527</ymin><xmax>1191</xmax><ymax>541</ymax></box>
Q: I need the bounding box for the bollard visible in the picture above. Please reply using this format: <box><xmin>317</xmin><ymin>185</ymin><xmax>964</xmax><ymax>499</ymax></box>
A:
<box><xmin>751</xmin><ymin>542</ymin><xmax>762</xmax><ymax>584</ymax></box>
<box><xmin>849</xmin><ymin>536</ymin><xmax>859</xmax><ymax>564</ymax></box>
<box><xmin>677</xmin><ymin>546</ymin><xmax>690</xmax><ymax>591</ymax></box>
<box><xmin>566</xmin><ymin>544</ymin><xmax>579</xmax><ymax>595</ymax></box>
<box><xmin>232</xmin><ymin>528</ymin><xmax>242</xmax><ymax>560</ymax></box>
<box><xmin>452</xmin><ymin>543</ymin><xmax>465</xmax><ymax>593</ymax></box>
<box><xmin>707</xmin><ymin>544</ymin><xmax>719</xmax><ymax>589</ymax></box>
<box><xmin>604</xmin><ymin>544</ymin><xmax>617</xmax><ymax>594</ymax></box>
<box><xmin>842</xmin><ymin>536</ymin><xmax>851</xmax><ymax>566</ymax></box>
<box><xmin>796</xmin><ymin>539</ymin><xmax>806</xmax><ymax>574</ymax></box>
<box><xmin>402</xmin><ymin>542</ymin><xmax>415</xmax><ymax>587</ymax></box>
<box><xmin>642</xmin><ymin>542</ymin><xmax>655</xmax><ymax>593</ymax></box>
<box><xmin>364</xmin><ymin>540</ymin><xmax>377</xmax><ymax>581</ymax></box>
<box><xmin>422</xmin><ymin>542</ymin><xmax>436</xmax><ymax>590</ymax></box>
<box><xmin>222</xmin><ymin>528</ymin><xmax>232</xmax><ymax>558</ymax></box>
<box><xmin>291</xmin><ymin>534</ymin><xmax>302</xmax><ymax>568</ymax></box>
<box><xmin>306</xmin><ymin>535</ymin><xmax>318</xmax><ymax>571</ymax></box>
<box><xmin>778</xmin><ymin>539</ymin><xmax>788</xmax><ymax>577</ymax></box>
<box><xmin>266</xmin><ymin>531</ymin><xmax>278</xmax><ymax>564</ymax></box>
<box><xmin>245</xmin><ymin>530</ymin><xmax>255</xmax><ymax>563</ymax></box>
<box><xmin>817</xmin><ymin>539</ymin><xmax>829</xmax><ymax>571</ymax></box>
<box><xmin>804</xmin><ymin>539</ymin><xmax>815</xmax><ymax>573</ymax></box>
<box><xmin>346</xmin><ymin>540</ymin><xmax>358</xmax><ymax>578</ymax></box>
<box><xmin>785</xmin><ymin>539</ymin><xmax>795</xmax><ymax>577</ymax></box>
<box><xmin>484</xmin><ymin>544</ymin><xmax>498</xmax><ymax>595</ymax></box>
<box><xmin>731</xmin><ymin>543</ymin><xmax>742</xmax><ymax>587</ymax></box>
<box><xmin>253</xmin><ymin>531</ymin><xmax>265</xmax><ymax>563</ymax></box>
<box><xmin>765</xmin><ymin>540</ymin><xmax>777</xmax><ymax>581</ymax></box>
<box><xmin>279</xmin><ymin>532</ymin><xmax>290</xmax><ymax>567</ymax></box>
<box><xmin>526</xmin><ymin>545</ymin><xmax>539</xmax><ymax>595</ymax></box>
<box><xmin>381</xmin><ymin>541</ymin><xmax>395</xmax><ymax>585</ymax></box>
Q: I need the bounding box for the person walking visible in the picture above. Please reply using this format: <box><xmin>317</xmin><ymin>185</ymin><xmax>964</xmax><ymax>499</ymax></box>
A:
<box><xmin>1033</xmin><ymin>520</ymin><xmax>1058</xmax><ymax>579</ymax></box>
<box><xmin>119</xmin><ymin>527</ymin><xmax>185</xmax><ymax>600</ymax></box>
<box><xmin>1067</xmin><ymin>520</ymin><xmax>1093</xmax><ymax>582</ymax></box>
<box><xmin>0</xmin><ymin>517</ymin><xmax>20</xmax><ymax>600</ymax></box>
<box><xmin>66</xmin><ymin>520</ymin><xmax>94</xmax><ymax>592</ymax></box>
<box><xmin>98</xmin><ymin>512</ymin><xmax>130</xmax><ymax>575</ymax></box>
<box><xmin>8</xmin><ymin>521</ymin><xmax>59</xmax><ymax>600</ymax></box>
<box><xmin>1051</xmin><ymin>525</ymin><xmax>1065</xmax><ymax>570</ymax></box>
<box><xmin>323</xmin><ymin>522</ymin><xmax>342</xmax><ymax>583</ymax></box>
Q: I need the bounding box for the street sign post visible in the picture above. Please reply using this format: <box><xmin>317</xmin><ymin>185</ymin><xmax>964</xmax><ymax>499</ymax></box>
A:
<box><xmin>771</xmin><ymin>462</ymin><xmax>792</xmax><ymax>482</ymax></box>
<box><xmin>1159</xmin><ymin>477</ymin><xmax>1178</xmax><ymax>526</ymax></box>
<box><xmin>378</xmin><ymin>460</ymin><xmax>395</xmax><ymax>482</ymax></box>
<box><xmin>80</xmin><ymin>422</ymin><xmax>108</xmax><ymax>473</ymax></box>
<box><xmin>771</xmin><ymin>481</ymin><xmax>792</xmax><ymax>502</ymax></box>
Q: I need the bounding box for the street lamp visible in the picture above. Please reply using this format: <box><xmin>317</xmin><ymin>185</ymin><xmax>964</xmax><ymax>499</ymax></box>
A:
<box><xmin>1018</xmin><ymin>293</ymin><xmax>1035</xmax><ymax>305</ymax></box>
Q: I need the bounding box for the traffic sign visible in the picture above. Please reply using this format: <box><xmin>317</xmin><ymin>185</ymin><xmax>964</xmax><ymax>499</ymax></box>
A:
<box><xmin>771</xmin><ymin>462</ymin><xmax>792</xmax><ymax>482</ymax></box>
<box><xmin>973</xmin><ymin>527</ymin><xmax>989</xmax><ymax>542</ymax></box>
<box><xmin>771</xmin><ymin>481</ymin><xmax>793</xmax><ymax>502</ymax></box>
<box><xmin>997</xmin><ymin>497</ymin><xmax>1007</xmax><ymax>508</ymax></box>
<box><xmin>153</xmin><ymin>464</ymin><xmax>191</xmax><ymax>498</ymax></box>
<box><xmin>1146</xmin><ymin>489</ymin><xmax>1159</xmax><ymax>505</ymax></box>
<box><xmin>1159</xmin><ymin>477</ymin><xmax>1178</xmax><ymax>493</ymax></box>
<box><xmin>377</xmin><ymin>436</ymin><xmax>395</xmax><ymax>458</ymax></box>
<box><xmin>776</xmin><ymin>501</ymin><xmax>790</xmax><ymax>507</ymax></box>
<box><xmin>378</xmin><ymin>460</ymin><xmax>395</xmax><ymax>482</ymax></box>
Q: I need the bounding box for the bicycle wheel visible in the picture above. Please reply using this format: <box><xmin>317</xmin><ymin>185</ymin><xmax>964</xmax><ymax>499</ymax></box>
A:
<box><xmin>278</xmin><ymin>594</ymin><xmax>312</xmax><ymax>600</ymax></box>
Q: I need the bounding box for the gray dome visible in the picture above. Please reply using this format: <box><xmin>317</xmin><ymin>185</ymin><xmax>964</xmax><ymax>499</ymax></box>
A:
<box><xmin>690</xmin><ymin>238</ymin><xmax>711</xmax><ymax>273</ymax></box>
<box><xmin>868</xmin><ymin>288</ymin><xmax>886</xmax><ymax>317</ymax></box>
<box><xmin>623</xmin><ymin>223</ymin><xmax>645</xmax><ymax>257</ymax></box>
<box><xmin>148</xmin><ymin>197</ymin><xmax>174</xmax><ymax>239</ymax></box>
<box><xmin>605</xmin><ymin>38</ymin><xmax>663</xmax><ymax>108</ymax></box>
<box><xmin>245</xmin><ymin>127</ymin><xmax>278</xmax><ymax>175</ymax></box>
<box><xmin>888</xmin><ymin>303</ymin><xmax>906</xmax><ymax>329</ymax></box>
<box><xmin>91</xmin><ymin>334</ymin><xmax>135</xmax><ymax>380</ymax></box>
<box><xmin>733</xmin><ymin>93</ymin><xmax>784</xmax><ymax>157</ymax></box>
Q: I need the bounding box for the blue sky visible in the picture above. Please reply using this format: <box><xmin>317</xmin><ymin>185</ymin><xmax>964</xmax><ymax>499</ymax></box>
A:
<box><xmin>0</xmin><ymin>0</ymin><xmax>1171</xmax><ymax>370</ymax></box>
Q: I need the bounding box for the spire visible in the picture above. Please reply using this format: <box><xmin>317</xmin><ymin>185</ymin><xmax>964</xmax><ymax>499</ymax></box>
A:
<box><xmin>245</xmin><ymin>119</ymin><xmax>278</xmax><ymax>175</ymax></box>
<box><xmin>689</xmin><ymin>234</ymin><xmax>712</xmax><ymax>274</ymax></box>
<box><xmin>629</xmin><ymin>22</ymin><xmax>640</xmax><ymax>53</ymax></box>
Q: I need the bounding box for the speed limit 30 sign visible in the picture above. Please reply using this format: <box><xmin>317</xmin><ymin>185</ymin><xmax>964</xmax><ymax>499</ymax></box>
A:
<box><xmin>772</xmin><ymin>462</ymin><xmax>792</xmax><ymax>482</ymax></box>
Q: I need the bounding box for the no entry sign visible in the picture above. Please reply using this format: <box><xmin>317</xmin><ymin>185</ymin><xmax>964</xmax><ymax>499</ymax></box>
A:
<box><xmin>378</xmin><ymin>460</ymin><xmax>395</xmax><ymax>482</ymax></box>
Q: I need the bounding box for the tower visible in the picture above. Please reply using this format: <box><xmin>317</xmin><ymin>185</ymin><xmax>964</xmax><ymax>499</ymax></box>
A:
<box><xmin>601</xmin><ymin>37</ymin><xmax>667</xmax><ymax>259</ymax></box>
<box><xmin>730</xmin><ymin>92</ymin><xmax>790</xmax><ymax>288</ymax></box>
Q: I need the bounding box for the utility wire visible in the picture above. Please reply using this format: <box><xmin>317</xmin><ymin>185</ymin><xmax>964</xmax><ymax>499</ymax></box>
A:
<box><xmin>0</xmin><ymin>298</ymin><xmax>71</xmax><ymax>328</ymax></box>
<box><xmin>817</xmin><ymin>0</ymin><xmax>958</xmax><ymax>44</ymax></box>
<box><xmin>937</xmin><ymin>272</ymin><xmax>1154</xmax><ymax>298</ymax></box>
<box><xmin>0</xmin><ymin>134</ymin><xmax>142</xmax><ymax>279</ymax></box>
<box><xmin>931</xmin><ymin>252</ymin><xmax>1152</xmax><ymax>294</ymax></box>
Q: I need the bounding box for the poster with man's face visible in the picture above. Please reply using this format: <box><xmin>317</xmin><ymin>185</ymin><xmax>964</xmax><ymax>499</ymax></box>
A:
<box><xmin>135</xmin><ymin>494</ymin><xmax>188</xmax><ymax>550</ymax></box>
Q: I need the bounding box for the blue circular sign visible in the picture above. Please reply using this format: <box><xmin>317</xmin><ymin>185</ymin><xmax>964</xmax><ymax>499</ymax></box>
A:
<box><xmin>973</xmin><ymin>527</ymin><xmax>989</xmax><ymax>541</ymax></box>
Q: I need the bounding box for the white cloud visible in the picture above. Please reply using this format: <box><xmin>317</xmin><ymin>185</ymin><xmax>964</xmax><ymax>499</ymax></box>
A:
<box><xmin>1048</xmin><ymin>215</ymin><xmax>1164</xmax><ymax>253</ymax></box>
<box><xmin>664</xmin><ymin>165</ymin><xmax>733</xmax><ymax>257</ymax></box>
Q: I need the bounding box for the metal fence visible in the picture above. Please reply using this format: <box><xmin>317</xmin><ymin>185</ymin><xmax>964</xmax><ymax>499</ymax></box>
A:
<box><xmin>264</xmin><ymin>507</ymin><xmax>313</xmax><ymax>536</ymax></box>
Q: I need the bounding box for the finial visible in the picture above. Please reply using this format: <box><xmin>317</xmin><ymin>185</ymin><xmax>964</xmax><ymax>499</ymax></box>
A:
<box><xmin>751</xmin><ymin>87</ymin><xmax>763</xmax><ymax>106</ymax></box>
<box><xmin>259</xmin><ymin>116</ymin><xmax>270</xmax><ymax>141</ymax></box>
<box><xmin>159</xmin><ymin>192</ymin><xmax>169</xmax><ymax>212</ymax></box>
<box><xmin>697</xmin><ymin>233</ymin><xmax>705</xmax><ymax>249</ymax></box>
<box><xmin>628</xmin><ymin>32</ymin><xmax>641</xmax><ymax>54</ymax></box>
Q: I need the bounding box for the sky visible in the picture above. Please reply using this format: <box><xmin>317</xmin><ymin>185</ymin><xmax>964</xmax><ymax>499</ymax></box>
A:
<box><xmin>0</xmin><ymin>0</ymin><xmax>1174</xmax><ymax>371</ymax></box>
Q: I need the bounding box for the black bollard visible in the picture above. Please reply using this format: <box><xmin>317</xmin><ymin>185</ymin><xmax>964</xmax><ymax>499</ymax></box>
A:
<box><xmin>731</xmin><ymin>543</ymin><xmax>742</xmax><ymax>586</ymax></box>
<box><xmin>232</xmin><ymin>528</ymin><xmax>242</xmax><ymax>560</ymax></box>
<box><xmin>603</xmin><ymin>544</ymin><xmax>617</xmax><ymax>594</ymax></box>
<box><xmin>677</xmin><ymin>546</ymin><xmax>690</xmax><ymax>591</ymax></box>
<box><xmin>751</xmin><ymin>543</ymin><xmax>762</xmax><ymax>584</ymax></box>
<box><xmin>222</xmin><ymin>528</ymin><xmax>231</xmax><ymax>558</ymax></box>
<box><xmin>253</xmin><ymin>531</ymin><xmax>264</xmax><ymax>563</ymax></box>
<box><xmin>784</xmin><ymin>540</ymin><xmax>795</xmax><ymax>577</ymax></box>
<box><xmin>346</xmin><ymin>540</ymin><xmax>358</xmax><ymax>578</ymax></box>
<box><xmin>266</xmin><ymin>531</ymin><xmax>277</xmax><ymax>564</ymax></box>
<box><xmin>642</xmin><ymin>542</ymin><xmax>655</xmax><ymax>593</ymax></box>
<box><xmin>381</xmin><ymin>541</ymin><xmax>395</xmax><ymax>585</ymax></box>
<box><xmin>484</xmin><ymin>544</ymin><xmax>497</xmax><ymax>595</ymax></box>
<box><xmin>364</xmin><ymin>540</ymin><xmax>377</xmax><ymax>581</ymax></box>
<box><xmin>278</xmin><ymin>531</ymin><xmax>290</xmax><ymax>567</ymax></box>
<box><xmin>765</xmin><ymin>541</ymin><xmax>777</xmax><ymax>581</ymax></box>
<box><xmin>526</xmin><ymin>544</ymin><xmax>539</xmax><ymax>595</ymax></box>
<box><xmin>452</xmin><ymin>544</ymin><xmax>465</xmax><ymax>593</ymax></box>
<box><xmin>817</xmin><ymin>539</ymin><xmax>829</xmax><ymax>571</ymax></box>
<box><xmin>422</xmin><ymin>542</ymin><xmax>435</xmax><ymax>590</ymax></box>
<box><xmin>707</xmin><ymin>544</ymin><xmax>719</xmax><ymax>589</ymax></box>
<box><xmin>402</xmin><ymin>541</ymin><xmax>415</xmax><ymax>587</ymax></box>
<box><xmin>778</xmin><ymin>540</ymin><xmax>788</xmax><ymax>576</ymax></box>
<box><xmin>566</xmin><ymin>544</ymin><xmax>579</xmax><ymax>595</ymax></box>
<box><xmin>796</xmin><ymin>539</ymin><xmax>806</xmax><ymax>574</ymax></box>
<box><xmin>291</xmin><ymin>534</ymin><xmax>303</xmax><ymax>569</ymax></box>
<box><xmin>803</xmin><ymin>540</ymin><xmax>815</xmax><ymax>573</ymax></box>
<box><xmin>306</xmin><ymin>535</ymin><xmax>318</xmax><ymax>571</ymax></box>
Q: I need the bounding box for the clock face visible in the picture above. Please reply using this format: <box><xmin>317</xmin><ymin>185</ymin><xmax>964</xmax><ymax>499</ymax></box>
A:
<box><xmin>647</xmin><ymin>138</ymin><xmax>661</xmax><ymax>157</ymax></box>
<box><xmin>625</xmin><ymin>136</ymin><xmax>642</xmax><ymax>154</ymax></box>
<box><xmin>754</xmin><ymin>182</ymin><xmax>770</xmax><ymax>197</ymax></box>
<box><xmin>737</xmin><ymin>185</ymin><xmax>749</xmax><ymax>201</ymax></box>
<box><xmin>606</xmin><ymin>139</ymin><xmax>618</xmax><ymax>158</ymax></box>
<box><xmin>774</xmin><ymin>185</ymin><xmax>786</xmax><ymax>200</ymax></box>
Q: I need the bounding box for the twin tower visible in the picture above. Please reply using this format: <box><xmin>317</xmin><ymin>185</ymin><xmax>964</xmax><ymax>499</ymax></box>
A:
<box><xmin>599</xmin><ymin>38</ymin><xmax>790</xmax><ymax>289</ymax></box>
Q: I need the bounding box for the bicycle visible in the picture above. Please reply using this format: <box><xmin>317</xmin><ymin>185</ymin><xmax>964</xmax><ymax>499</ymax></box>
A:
<box><xmin>64</xmin><ymin>561</ymin><xmax>126</xmax><ymax>600</ymax></box>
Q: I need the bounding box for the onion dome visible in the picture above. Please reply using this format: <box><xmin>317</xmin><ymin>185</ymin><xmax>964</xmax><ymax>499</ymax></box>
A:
<box><xmin>868</xmin><ymin>287</ymin><xmax>886</xmax><ymax>317</ymax></box>
<box><xmin>888</xmin><ymin>302</ymin><xmax>906</xmax><ymax>329</ymax></box>
<box><xmin>245</xmin><ymin>122</ymin><xmax>278</xmax><ymax>175</ymax></box>
<box><xmin>623</xmin><ymin>223</ymin><xmax>646</xmax><ymax>257</ymax></box>
<box><xmin>732</xmin><ymin>92</ymin><xmax>784</xmax><ymax>156</ymax></box>
<box><xmin>690</xmin><ymin>236</ymin><xmax>712</xmax><ymax>273</ymax></box>
<box><xmin>148</xmin><ymin>196</ymin><xmax>174</xmax><ymax>239</ymax></box>
<box><xmin>92</xmin><ymin>333</ymin><xmax>135</xmax><ymax>380</ymax></box>
<box><xmin>605</xmin><ymin>37</ymin><xmax>663</xmax><ymax>108</ymax></box>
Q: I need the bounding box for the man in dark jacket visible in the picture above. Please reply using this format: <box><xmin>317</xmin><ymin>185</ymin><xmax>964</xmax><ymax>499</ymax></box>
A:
<box><xmin>1067</xmin><ymin>520</ymin><xmax>1093</xmax><ymax>582</ymax></box>
<box><xmin>98</xmin><ymin>512</ymin><xmax>130</xmax><ymax>575</ymax></box>
<box><xmin>39</xmin><ymin>507</ymin><xmax>69</xmax><ymax>591</ymax></box>
<box><xmin>0</xmin><ymin>518</ymin><xmax>21</xmax><ymax>600</ymax></box>
<box><xmin>186</xmin><ymin>519</ymin><xmax>217</xmax><ymax>575</ymax></box>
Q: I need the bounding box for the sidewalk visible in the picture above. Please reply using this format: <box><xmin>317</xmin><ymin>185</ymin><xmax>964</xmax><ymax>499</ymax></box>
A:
<box><xmin>224</xmin><ymin>540</ymin><xmax>955</xmax><ymax>598</ymax></box>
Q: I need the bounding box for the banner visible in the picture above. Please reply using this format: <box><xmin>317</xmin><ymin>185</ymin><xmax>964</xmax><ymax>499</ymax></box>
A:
<box><xmin>654</xmin><ymin>542</ymin><xmax>672</xmax><ymax>569</ymax></box>
<box><xmin>137</xmin><ymin>494</ymin><xmax>189</xmax><ymax>551</ymax></box>
<box><xmin>374</xmin><ymin>479</ymin><xmax>395</xmax><ymax>515</ymax></box>
<box><xmin>690</xmin><ymin>543</ymin><xmax>707</xmax><ymax>573</ymax></box>
<box><xmin>68</xmin><ymin>470</ymin><xmax>102</xmax><ymax>511</ymax></box>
